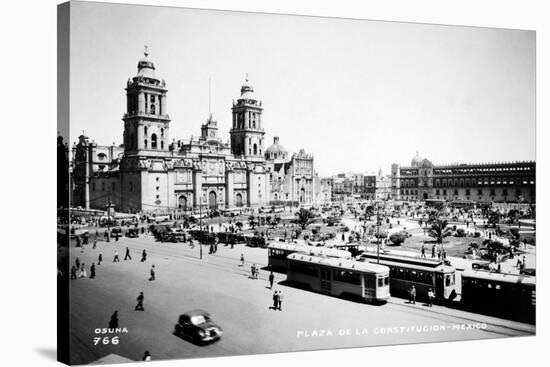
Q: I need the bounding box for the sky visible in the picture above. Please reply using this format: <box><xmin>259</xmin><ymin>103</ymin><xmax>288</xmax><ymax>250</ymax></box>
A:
<box><xmin>68</xmin><ymin>1</ymin><xmax>535</xmax><ymax>176</ymax></box>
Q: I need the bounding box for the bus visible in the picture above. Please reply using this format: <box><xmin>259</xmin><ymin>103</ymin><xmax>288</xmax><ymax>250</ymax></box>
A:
<box><xmin>461</xmin><ymin>270</ymin><xmax>535</xmax><ymax>324</ymax></box>
<box><xmin>287</xmin><ymin>253</ymin><xmax>390</xmax><ymax>303</ymax></box>
<box><xmin>267</xmin><ymin>243</ymin><xmax>351</xmax><ymax>271</ymax></box>
<box><xmin>358</xmin><ymin>252</ymin><xmax>456</xmax><ymax>302</ymax></box>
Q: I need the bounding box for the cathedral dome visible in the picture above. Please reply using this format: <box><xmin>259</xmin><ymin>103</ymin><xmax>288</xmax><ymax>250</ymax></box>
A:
<box><xmin>136</xmin><ymin>47</ymin><xmax>157</xmax><ymax>80</ymax></box>
<box><xmin>239</xmin><ymin>76</ymin><xmax>256</xmax><ymax>101</ymax></box>
<box><xmin>265</xmin><ymin>137</ymin><xmax>288</xmax><ymax>161</ymax></box>
<box><xmin>411</xmin><ymin>151</ymin><xmax>423</xmax><ymax>167</ymax></box>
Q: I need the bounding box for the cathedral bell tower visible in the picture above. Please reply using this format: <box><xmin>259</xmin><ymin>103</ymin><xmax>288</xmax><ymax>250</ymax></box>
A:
<box><xmin>122</xmin><ymin>47</ymin><xmax>170</xmax><ymax>153</ymax></box>
<box><xmin>230</xmin><ymin>76</ymin><xmax>265</xmax><ymax>159</ymax></box>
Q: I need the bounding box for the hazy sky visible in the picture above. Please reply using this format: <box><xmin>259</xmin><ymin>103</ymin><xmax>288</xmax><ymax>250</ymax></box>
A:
<box><xmin>69</xmin><ymin>1</ymin><xmax>535</xmax><ymax>176</ymax></box>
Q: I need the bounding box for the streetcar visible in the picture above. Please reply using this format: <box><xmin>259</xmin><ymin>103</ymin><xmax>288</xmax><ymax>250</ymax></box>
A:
<box><xmin>267</xmin><ymin>243</ymin><xmax>351</xmax><ymax>271</ymax></box>
<box><xmin>286</xmin><ymin>253</ymin><xmax>390</xmax><ymax>303</ymax></box>
<box><xmin>357</xmin><ymin>252</ymin><xmax>456</xmax><ymax>302</ymax></box>
<box><xmin>461</xmin><ymin>270</ymin><xmax>535</xmax><ymax>324</ymax></box>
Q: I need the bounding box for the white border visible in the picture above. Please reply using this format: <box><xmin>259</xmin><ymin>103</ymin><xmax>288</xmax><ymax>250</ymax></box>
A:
<box><xmin>0</xmin><ymin>1</ymin><xmax>547</xmax><ymax>367</ymax></box>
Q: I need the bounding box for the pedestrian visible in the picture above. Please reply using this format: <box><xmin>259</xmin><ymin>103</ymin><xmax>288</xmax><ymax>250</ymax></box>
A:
<box><xmin>431</xmin><ymin>245</ymin><xmax>435</xmax><ymax>258</ymax></box>
<box><xmin>272</xmin><ymin>290</ymin><xmax>279</xmax><ymax>310</ymax></box>
<box><xmin>135</xmin><ymin>292</ymin><xmax>145</xmax><ymax>311</ymax></box>
<box><xmin>90</xmin><ymin>263</ymin><xmax>96</xmax><ymax>279</ymax></box>
<box><xmin>409</xmin><ymin>285</ymin><xmax>416</xmax><ymax>304</ymax></box>
<box><xmin>240</xmin><ymin>253</ymin><xmax>245</xmax><ymax>267</ymax></box>
<box><xmin>278</xmin><ymin>291</ymin><xmax>284</xmax><ymax>311</ymax></box>
<box><xmin>516</xmin><ymin>257</ymin><xmax>522</xmax><ymax>268</ymax></box>
<box><xmin>92</xmin><ymin>238</ymin><xmax>97</xmax><ymax>249</ymax></box>
<box><xmin>141</xmin><ymin>249</ymin><xmax>147</xmax><ymax>262</ymax></box>
<box><xmin>522</xmin><ymin>255</ymin><xmax>526</xmax><ymax>267</ymax></box>
<box><xmin>142</xmin><ymin>351</ymin><xmax>151</xmax><ymax>362</ymax></box>
<box><xmin>269</xmin><ymin>271</ymin><xmax>274</xmax><ymax>289</ymax></box>
<box><xmin>421</xmin><ymin>245</ymin><xmax>426</xmax><ymax>258</ymax></box>
<box><xmin>98</xmin><ymin>253</ymin><xmax>103</xmax><ymax>265</ymax></box>
<box><xmin>79</xmin><ymin>263</ymin><xmax>87</xmax><ymax>278</ymax></box>
<box><xmin>427</xmin><ymin>288</ymin><xmax>434</xmax><ymax>307</ymax></box>
<box><xmin>251</xmin><ymin>264</ymin><xmax>256</xmax><ymax>278</ymax></box>
<box><xmin>113</xmin><ymin>250</ymin><xmax>120</xmax><ymax>262</ymax></box>
<box><xmin>149</xmin><ymin>265</ymin><xmax>155</xmax><ymax>281</ymax></box>
<box><xmin>109</xmin><ymin>310</ymin><xmax>119</xmax><ymax>329</ymax></box>
<box><xmin>75</xmin><ymin>257</ymin><xmax>80</xmax><ymax>270</ymax></box>
<box><xmin>124</xmin><ymin>247</ymin><xmax>132</xmax><ymax>261</ymax></box>
<box><xmin>70</xmin><ymin>265</ymin><xmax>77</xmax><ymax>280</ymax></box>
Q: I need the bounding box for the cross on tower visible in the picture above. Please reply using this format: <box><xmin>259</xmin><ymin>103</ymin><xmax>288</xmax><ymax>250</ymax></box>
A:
<box><xmin>245</xmin><ymin>73</ymin><xmax>248</xmax><ymax>83</ymax></box>
<box><xmin>144</xmin><ymin>45</ymin><xmax>149</xmax><ymax>58</ymax></box>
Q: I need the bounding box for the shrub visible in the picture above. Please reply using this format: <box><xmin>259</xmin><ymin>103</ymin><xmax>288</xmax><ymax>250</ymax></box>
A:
<box><xmin>389</xmin><ymin>231</ymin><xmax>407</xmax><ymax>245</ymax></box>
<box><xmin>455</xmin><ymin>228</ymin><xmax>466</xmax><ymax>237</ymax></box>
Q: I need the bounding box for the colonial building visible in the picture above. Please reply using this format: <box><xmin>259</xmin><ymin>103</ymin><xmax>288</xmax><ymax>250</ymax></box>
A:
<box><xmin>390</xmin><ymin>152</ymin><xmax>536</xmax><ymax>203</ymax></box>
<box><xmin>71</xmin><ymin>50</ymin><xmax>328</xmax><ymax>212</ymax></box>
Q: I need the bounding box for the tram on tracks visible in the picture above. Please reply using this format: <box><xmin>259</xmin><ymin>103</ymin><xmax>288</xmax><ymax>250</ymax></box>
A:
<box><xmin>286</xmin><ymin>253</ymin><xmax>390</xmax><ymax>303</ymax></box>
<box><xmin>461</xmin><ymin>270</ymin><xmax>536</xmax><ymax>324</ymax></box>
<box><xmin>357</xmin><ymin>252</ymin><xmax>456</xmax><ymax>302</ymax></box>
<box><xmin>267</xmin><ymin>243</ymin><xmax>352</xmax><ymax>271</ymax></box>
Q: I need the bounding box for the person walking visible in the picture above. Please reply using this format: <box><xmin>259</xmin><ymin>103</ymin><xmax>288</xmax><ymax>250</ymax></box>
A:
<box><xmin>79</xmin><ymin>263</ymin><xmax>87</xmax><ymax>278</ymax></box>
<box><xmin>149</xmin><ymin>265</ymin><xmax>156</xmax><ymax>281</ymax></box>
<box><xmin>90</xmin><ymin>263</ymin><xmax>96</xmax><ymax>279</ymax></box>
<box><xmin>268</xmin><ymin>271</ymin><xmax>274</xmax><ymax>289</ymax></box>
<box><xmin>427</xmin><ymin>288</ymin><xmax>434</xmax><ymax>307</ymax></box>
<box><xmin>240</xmin><ymin>253</ymin><xmax>245</xmax><ymax>267</ymax></box>
<box><xmin>124</xmin><ymin>247</ymin><xmax>132</xmax><ymax>261</ymax></box>
<box><xmin>141</xmin><ymin>249</ymin><xmax>147</xmax><ymax>262</ymax></box>
<box><xmin>278</xmin><ymin>291</ymin><xmax>284</xmax><ymax>311</ymax></box>
<box><xmin>421</xmin><ymin>245</ymin><xmax>426</xmax><ymax>258</ymax></box>
<box><xmin>431</xmin><ymin>244</ymin><xmax>435</xmax><ymax>258</ymax></box>
<box><xmin>142</xmin><ymin>351</ymin><xmax>151</xmax><ymax>361</ymax></box>
<box><xmin>70</xmin><ymin>265</ymin><xmax>77</xmax><ymax>280</ymax></box>
<box><xmin>75</xmin><ymin>257</ymin><xmax>80</xmax><ymax>270</ymax></box>
<box><xmin>410</xmin><ymin>285</ymin><xmax>416</xmax><ymax>304</ymax></box>
<box><xmin>98</xmin><ymin>253</ymin><xmax>103</xmax><ymax>265</ymax></box>
<box><xmin>92</xmin><ymin>238</ymin><xmax>97</xmax><ymax>249</ymax></box>
<box><xmin>109</xmin><ymin>310</ymin><xmax>119</xmax><ymax>329</ymax></box>
<box><xmin>135</xmin><ymin>292</ymin><xmax>145</xmax><ymax>311</ymax></box>
<box><xmin>113</xmin><ymin>250</ymin><xmax>120</xmax><ymax>262</ymax></box>
<box><xmin>272</xmin><ymin>290</ymin><xmax>279</xmax><ymax>310</ymax></box>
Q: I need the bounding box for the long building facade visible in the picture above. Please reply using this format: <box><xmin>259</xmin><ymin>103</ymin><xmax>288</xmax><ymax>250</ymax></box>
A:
<box><xmin>71</xmin><ymin>51</ymin><xmax>329</xmax><ymax>213</ymax></box>
<box><xmin>390</xmin><ymin>152</ymin><xmax>536</xmax><ymax>203</ymax></box>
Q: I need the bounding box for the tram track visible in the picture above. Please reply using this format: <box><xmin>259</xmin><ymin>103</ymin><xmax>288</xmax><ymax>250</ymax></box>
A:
<box><xmin>94</xmin><ymin>238</ymin><xmax>534</xmax><ymax>338</ymax></box>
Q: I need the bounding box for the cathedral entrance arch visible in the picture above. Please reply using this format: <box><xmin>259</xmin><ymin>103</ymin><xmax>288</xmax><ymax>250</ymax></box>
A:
<box><xmin>178</xmin><ymin>195</ymin><xmax>187</xmax><ymax>210</ymax></box>
<box><xmin>208</xmin><ymin>191</ymin><xmax>217</xmax><ymax>210</ymax></box>
<box><xmin>299</xmin><ymin>188</ymin><xmax>305</xmax><ymax>203</ymax></box>
<box><xmin>423</xmin><ymin>193</ymin><xmax>428</xmax><ymax>200</ymax></box>
<box><xmin>235</xmin><ymin>193</ymin><xmax>243</xmax><ymax>207</ymax></box>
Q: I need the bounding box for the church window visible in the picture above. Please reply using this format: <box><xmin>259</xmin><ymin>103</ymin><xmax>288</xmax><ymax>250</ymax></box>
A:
<box><xmin>144</xmin><ymin>126</ymin><xmax>148</xmax><ymax>136</ymax></box>
<box><xmin>151</xmin><ymin>134</ymin><xmax>158</xmax><ymax>149</ymax></box>
<box><xmin>253</xmin><ymin>144</ymin><xmax>257</xmax><ymax>155</ymax></box>
<box><xmin>150</xmin><ymin>104</ymin><xmax>156</xmax><ymax>114</ymax></box>
<box><xmin>144</xmin><ymin>139</ymin><xmax>148</xmax><ymax>148</ymax></box>
<box><xmin>161</xmin><ymin>141</ymin><xmax>164</xmax><ymax>150</ymax></box>
<box><xmin>160</xmin><ymin>128</ymin><xmax>164</xmax><ymax>137</ymax></box>
<box><xmin>150</xmin><ymin>95</ymin><xmax>155</xmax><ymax>103</ymax></box>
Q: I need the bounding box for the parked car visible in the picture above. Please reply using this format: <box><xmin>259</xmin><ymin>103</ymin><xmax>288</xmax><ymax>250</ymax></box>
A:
<box><xmin>174</xmin><ymin>310</ymin><xmax>223</xmax><ymax>344</ymax></box>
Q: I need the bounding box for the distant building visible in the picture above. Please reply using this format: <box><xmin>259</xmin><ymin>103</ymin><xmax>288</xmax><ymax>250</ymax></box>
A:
<box><xmin>390</xmin><ymin>152</ymin><xmax>536</xmax><ymax>203</ymax></box>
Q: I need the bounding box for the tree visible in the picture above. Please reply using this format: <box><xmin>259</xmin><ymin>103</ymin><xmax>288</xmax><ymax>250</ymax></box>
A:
<box><xmin>295</xmin><ymin>208</ymin><xmax>314</xmax><ymax>229</ymax></box>
<box><xmin>427</xmin><ymin>219</ymin><xmax>452</xmax><ymax>244</ymax></box>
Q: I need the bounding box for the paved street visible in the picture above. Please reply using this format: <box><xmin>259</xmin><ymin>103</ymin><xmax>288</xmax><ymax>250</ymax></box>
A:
<box><xmin>68</xmin><ymin>235</ymin><xmax>534</xmax><ymax>364</ymax></box>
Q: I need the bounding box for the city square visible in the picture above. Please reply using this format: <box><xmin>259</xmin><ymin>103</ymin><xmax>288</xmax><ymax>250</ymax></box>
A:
<box><xmin>57</xmin><ymin>4</ymin><xmax>536</xmax><ymax>365</ymax></box>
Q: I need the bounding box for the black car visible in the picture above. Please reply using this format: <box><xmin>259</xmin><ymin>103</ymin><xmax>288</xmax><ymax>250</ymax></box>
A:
<box><xmin>174</xmin><ymin>310</ymin><xmax>223</xmax><ymax>344</ymax></box>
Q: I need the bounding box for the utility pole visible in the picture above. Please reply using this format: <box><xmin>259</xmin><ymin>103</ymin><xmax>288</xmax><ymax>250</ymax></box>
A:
<box><xmin>199</xmin><ymin>197</ymin><xmax>203</xmax><ymax>260</ymax></box>
<box><xmin>376</xmin><ymin>202</ymin><xmax>380</xmax><ymax>264</ymax></box>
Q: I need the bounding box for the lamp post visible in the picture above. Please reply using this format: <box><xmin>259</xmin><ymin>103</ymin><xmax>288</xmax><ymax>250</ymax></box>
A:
<box><xmin>376</xmin><ymin>202</ymin><xmax>381</xmax><ymax>264</ymax></box>
<box><xmin>199</xmin><ymin>196</ymin><xmax>203</xmax><ymax>260</ymax></box>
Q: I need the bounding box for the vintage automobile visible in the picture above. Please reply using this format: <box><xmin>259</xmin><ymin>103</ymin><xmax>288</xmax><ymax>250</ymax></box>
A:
<box><xmin>174</xmin><ymin>310</ymin><xmax>223</xmax><ymax>344</ymax></box>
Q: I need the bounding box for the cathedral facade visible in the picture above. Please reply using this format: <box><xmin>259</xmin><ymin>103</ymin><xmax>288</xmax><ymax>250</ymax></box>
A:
<box><xmin>71</xmin><ymin>51</ymin><xmax>329</xmax><ymax>213</ymax></box>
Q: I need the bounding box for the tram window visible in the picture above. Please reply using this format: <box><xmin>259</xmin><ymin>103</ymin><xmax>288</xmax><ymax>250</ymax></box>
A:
<box><xmin>378</xmin><ymin>278</ymin><xmax>384</xmax><ymax>287</ymax></box>
<box><xmin>487</xmin><ymin>283</ymin><xmax>492</xmax><ymax>289</ymax></box>
<box><xmin>384</xmin><ymin>276</ymin><xmax>389</xmax><ymax>285</ymax></box>
<box><xmin>335</xmin><ymin>270</ymin><xmax>361</xmax><ymax>285</ymax></box>
<box><xmin>495</xmin><ymin>284</ymin><xmax>501</xmax><ymax>290</ymax></box>
<box><xmin>445</xmin><ymin>275</ymin><xmax>451</xmax><ymax>287</ymax></box>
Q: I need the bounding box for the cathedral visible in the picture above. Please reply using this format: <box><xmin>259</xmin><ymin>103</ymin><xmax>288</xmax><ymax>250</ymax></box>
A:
<box><xmin>71</xmin><ymin>50</ymin><xmax>331</xmax><ymax>213</ymax></box>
